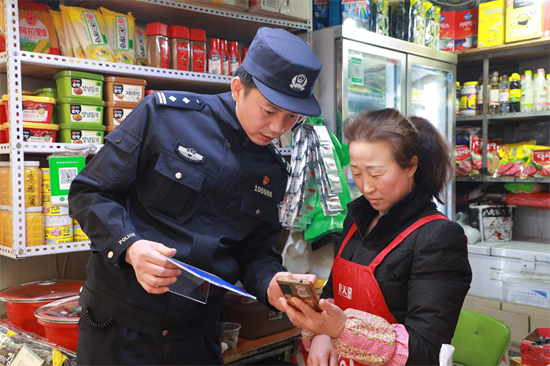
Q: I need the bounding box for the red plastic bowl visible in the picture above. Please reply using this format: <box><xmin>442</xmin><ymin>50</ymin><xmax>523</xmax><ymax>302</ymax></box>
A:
<box><xmin>35</xmin><ymin>295</ymin><xmax>80</xmax><ymax>352</ymax></box>
<box><xmin>37</xmin><ymin>320</ymin><xmax>79</xmax><ymax>352</ymax></box>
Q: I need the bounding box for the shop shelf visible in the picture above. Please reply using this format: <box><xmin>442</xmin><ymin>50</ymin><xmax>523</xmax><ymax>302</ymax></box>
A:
<box><xmin>484</xmin><ymin>176</ymin><xmax>550</xmax><ymax>183</ymax></box>
<box><xmin>73</xmin><ymin>0</ymin><xmax>309</xmax><ymax>41</ymax></box>
<box><xmin>0</xmin><ymin>143</ymin><xmax>105</xmax><ymax>155</ymax></box>
<box><xmin>456</xmin><ymin>115</ymin><xmax>483</xmax><ymax>122</ymax></box>
<box><xmin>455</xmin><ymin>37</ymin><xmax>550</xmax><ymax>63</ymax></box>
<box><xmin>0</xmin><ymin>241</ymin><xmax>91</xmax><ymax>259</ymax></box>
<box><xmin>487</xmin><ymin>110</ymin><xmax>550</xmax><ymax>122</ymax></box>
<box><xmin>455</xmin><ymin>177</ymin><xmax>483</xmax><ymax>182</ymax></box>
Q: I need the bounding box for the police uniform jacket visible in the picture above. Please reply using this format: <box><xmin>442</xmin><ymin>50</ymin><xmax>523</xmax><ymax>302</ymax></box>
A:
<box><xmin>322</xmin><ymin>181</ymin><xmax>472</xmax><ymax>365</ymax></box>
<box><xmin>69</xmin><ymin>91</ymin><xmax>288</xmax><ymax>339</ymax></box>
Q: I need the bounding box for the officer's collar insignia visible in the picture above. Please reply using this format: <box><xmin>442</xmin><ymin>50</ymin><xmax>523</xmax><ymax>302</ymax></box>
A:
<box><xmin>169</xmin><ymin>96</ymin><xmax>177</xmax><ymax>102</ymax></box>
<box><xmin>176</xmin><ymin>144</ymin><xmax>205</xmax><ymax>164</ymax></box>
<box><xmin>289</xmin><ymin>74</ymin><xmax>308</xmax><ymax>92</ymax></box>
<box><xmin>157</xmin><ymin>92</ymin><xmax>167</xmax><ymax>104</ymax></box>
<box><xmin>263</xmin><ymin>176</ymin><xmax>270</xmax><ymax>185</ymax></box>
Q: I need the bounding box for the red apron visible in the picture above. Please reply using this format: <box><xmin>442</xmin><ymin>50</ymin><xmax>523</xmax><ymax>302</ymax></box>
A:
<box><xmin>333</xmin><ymin>215</ymin><xmax>449</xmax><ymax>366</ymax></box>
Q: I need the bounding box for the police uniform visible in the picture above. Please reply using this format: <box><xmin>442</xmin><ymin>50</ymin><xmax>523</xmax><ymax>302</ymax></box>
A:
<box><xmin>69</xmin><ymin>28</ymin><xmax>322</xmax><ymax>365</ymax></box>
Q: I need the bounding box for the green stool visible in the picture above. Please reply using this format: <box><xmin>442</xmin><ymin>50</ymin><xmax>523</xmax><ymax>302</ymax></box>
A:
<box><xmin>451</xmin><ymin>309</ymin><xmax>511</xmax><ymax>366</ymax></box>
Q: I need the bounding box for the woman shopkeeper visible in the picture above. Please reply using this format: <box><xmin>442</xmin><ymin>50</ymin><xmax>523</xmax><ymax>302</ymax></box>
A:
<box><xmin>280</xmin><ymin>109</ymin><xmax>473</xmax><ymax>366</ymax></box>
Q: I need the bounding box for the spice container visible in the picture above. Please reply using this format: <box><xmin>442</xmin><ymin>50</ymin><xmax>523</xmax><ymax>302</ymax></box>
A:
<box><xmin>104</xmin><ymin>76</ymin><xmax>147</xmax><ymax>103</ymax></box>
<box><xmin>229</xmin><ymin>41</ymin><xmax>241</xmax><ymax>76</ymax></box>
<box><xmin>460</xmin><ymin>82</ymin><xmax>478</xmax><ymax>116</ymax></box>
<box><xmin>190</xmin><ymin>29</ymin><xmax>206</xmax><ymax>73</ymax></box>
<box><xmin>54</xmin><ymin>70</ymin><xmax>104</xmax><ymax>101</ymax></box>
<box><xmin>105</xmin><ymin>101</ymin><xmax>136</xmax><ymax>128</ymax></box>
<box><xmin>170</xmin><ymin>26</ymin><xmax>190</xmax><ymax>71</ymax></box>
<box><xmin>3</xmin><ymin>122</ymin><xmax>58</xmax><ymax>143</ymax></box>
<box><xmin>58</xmin><ymin>122</ymin><xmax>106</xmax><ymax>144</ymax></box>
<box><xmin>57</xmin><ymin>97</ymin><xmax>105</xmax><ymax>126</ymax></box>
<box><xmin>8</xmin><ymin>161</ymin><xmax>42</xmax><ymax>208</ymax></box>
<box><xmin>208</xmin><ymin>38</ymin><xmax>222</xmax><ymax>75</ymax></box>
<box><xmin>35</xmin><ymin>88</ymin><xmax>59</xmax><ymax>123</ymax></box>
<box><xmin>0</xmin><ymin>163</ymin><xmax>9</xmax><ymax>207</ymax></box>
<box><xmin>2</xmin><ymin>95</ymin><xmax>56</xmax><ymax>124</ymax></box>
<box><xmin>146</xmin><ymin>22</ymin><xmax>170</xmax><ymax>69</ymax></box>
<box><xmin>44</xmin><ymin>215</ymin><xmax>73</xmax><ymax>244</ymax></box>
<box><xmin>220</xmin><ymin>40</ymin><xmax>230</xmax><ymax>76</ymax></box>
<box><xmin>26</xmin><ymin>207</ymin><xmax>44</xmax><ymax>247</ymax></box>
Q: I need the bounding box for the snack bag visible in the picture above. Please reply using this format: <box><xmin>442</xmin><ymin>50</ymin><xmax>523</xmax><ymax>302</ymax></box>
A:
<box><xmin>61</xmin><ymin>6</ymin><xmax>85</xmax><ymax>58</ymax></box>
<box><xmin>522</xmin><ymin>146</ymin><xmax>550</xmax><ymax>178</ymax></box>
<box><xmin>455</xmin><ymin>145</ymin><xmax>472</xmax><ymax>177</ymax></box>
<box><xmin>100</xmin><ymin>7</ymin><xmax>136</xmax><ymax>65</ymax></box>
<box><xmin>18</xmin><ymin>1</ymin><xmax>60</xmax><ymax>55</ymax></box>
<box><xmin>470</xmin><ymin>136</ymin><xmax>502</xmax><ymax>175</ymax></box>
<box><xmin>135</xmin><ymin>25</ymin><xmax>147</xmax><ymax>66</ymax></box>
<box><xmin>493</xmin><ymin>141</ymin><xmax>535</xmax><ymax>178</ymax></box>
<box><xmin>60</xmin><ymin>6</ymin><xmax>115</xmax><ymax>62</ymax></box>
<box><xmin>49</xmin><ymin>10</ymin><xmax>67</xmax><ymax>56</ymax></box>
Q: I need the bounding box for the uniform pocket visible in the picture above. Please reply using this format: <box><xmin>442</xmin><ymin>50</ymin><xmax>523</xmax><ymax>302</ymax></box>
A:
<box><xmin>240</xmin><ymin>194</ymin><xmax>279</xmax><ymax>223</ymax></box>
<box><xmin>143</xmin><ymin>152</ymin><xmax>205</xmax><ymax>224</ymax></box>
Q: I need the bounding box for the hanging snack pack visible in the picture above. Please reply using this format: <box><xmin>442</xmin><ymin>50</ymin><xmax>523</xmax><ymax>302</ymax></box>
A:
<box><xmin>493</xmin><ymin>140</ymin><xmax>535</xmax><ymax>178</ymax></box>
<box><xmin>425</xmin><ymin>3</ymin><xmax>440</xmax><ymax>49</ymax></box>
<box><xmin>60</xmin><ymin>6</ymin><xmax>116</xmax><ymax>62</ymax></box>
<box><xmin>342</xmin><ymin>0</ymin><xmax>371</xmax><ymax>31</ymax></box>
<box><xmin>455</xmin><ymin>145</ymin><xmax>472</xmax><ymax>177</ymax></box>
<box><xmin>17</xmin><ymin>1</ymin><xmax>60</xmax><ymax>55</ymax></box>
<box><xmin>522</xmin><ymin>146</ymin><xmax>550</xmax><ymax>178</ymax></box>
<box><xmin>408</xmin><ymin>0</ymin><xmax>426</xmax><ymax>45</ymax></box>
<box><xmin>135</xmin><ymin>25</ymin><xmax>148</xmax><ymax>66</ymax></box>
<box><xmin>372</xmin><ymin>0</ymin><xmax>390</xmax><ymax>36</ymax></box>
<box><xmin>390</xmin><ymin>0</ymin><xmax>405</xmax><ymax>39</ymax></box>
<box><xmin>100</xmin><ymin>8</ymin><xmax>136</xmax><ymax>65</ymax></box>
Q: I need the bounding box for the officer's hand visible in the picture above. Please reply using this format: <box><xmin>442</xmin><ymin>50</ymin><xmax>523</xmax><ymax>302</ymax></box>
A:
<box><xmin>267</xmin><ymin>272</ymin><xmax>317</xmax><ymax>312</ymax></box>
<box><xmin>125</xmin><ymin>240</ymin><xmax>182</xmax><ymax>295</ymax></box>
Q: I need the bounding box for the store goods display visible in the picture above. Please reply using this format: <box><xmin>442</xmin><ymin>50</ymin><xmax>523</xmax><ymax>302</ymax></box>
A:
<box><xmin>2</xmin><ymin>95</ymin><xmax>55</xmax><ymax>124</ymax></box>
<box><xmin>60</xmin><ymin>6</ymin><xmax>116</xmax><ymax>62</ymax></box>
<box><xmin>104</xmin><ymin>76</ymin><xmax>146</xmax><ymax>103</ymax></box>
<box><xmin>190</xmin><ymin>28</ymin><xmax>207</xmax><ymax>73</ymax></box>
<box><xmin>390</xmin><ymin>0</ymin><xmax>405</xmax><ymax>40</ymax></box>
<box><xmin>547</xmin><ymin>74</ymin><xmax>550</xmax><ymax>110</ymax></box>
<box><xmin>6</xmin><ymin>161</ymin><xmax>42</xmax><ymax>208</ymax></box>
<box><xmin>220</xmin><ymin>40</ymin><xmax>231</xmax><ymax>76</ymax></box>
<box><xmin>478</xmin><ymin>0</ymin><xmax>505</xmax><ymax>48</ymax></box>
<box><xmin>534</xmin><ymin>69</ymin><xmax>548</xmax><ymax>111</ymax></box>
<box><xmin>470</xmin><ymin>136</ymin><xmax>502</xmax><ymax>176</ymax></box>
<box><xmin>42</xmin><ymin>168</ymin><xmax>50</xmax><ymax>204</ymax></box>
<box><xmin>35</xmin><ymin>87</ymin><xmax>59</xmax><ymax>123</ymax></box>
<box><xmin>2</xmin><ymin>122</ymin><xmax>58</xmax><ymax>143</ymax></box>
<box><xmin>170</xmin><ymin>26</ymin><xmax>190</xmax><ymax>71</ymax></box>
<box><xmin>424</xmin><ymin>3</ymin><xmax>440</xmax><ymax>49</ymax></box>
<box><xmin>522</xmin><ymin>146</ymin><xmax>550</xmax><ymax>178</ymax></box>
<box><xmin>408</xmin><ymin>0</ymin><xmax>428</xmax><ymax>45</ymax></box>
<box><xmin>100</xmin><ymin>7</ymin><xmax>136</xmax><ymax>65</ymax></box>
<box><xmin>439</xmin><ymin>11</ymin><xmax>455</xmax><ymax>51</ymax></box>
<box><xmin>0</xmin><ymin>162</ymin><xmax>9</xmax><ymax>206</ymax></box>
<box><xmin>456</xmin><ymin>82</ymin><xmax>461</xmax><ymax>115</ymax></box>
<box><xmin>44</xmin><ymin>214</ymin><xmax>73</xmax><ymax>244</ymax></box>
<box><xmin>493</xmin><ymin>140</ymin><xmax>535</xmax><ymax>178</ymax></box>
<box><xmin>511</xmin><ymin>73</ymin><xmax>523</xmax><ymax>112</ymax></box>
<box><xmin>521</xmin><ymin>328</ymin><xmax>550</xmax><ymax>365</ymax></box>
<box><xmin>469</xmin><ymin>203</ymin><xmax>514</xmax><ymax>242</ymax></box>
<box><xmin>34</xmin><ymin>295</ymin><xmax>80</xmax><ymax>352</ymax></box>
<box><xmin>459</xmin><ymin>81</ymin><xmax>477</xmax><ymax>116</ymax></box>
<box><xmin>521</xmin><ymin>70</ymin><xmax>534</xmax><ymax>112</ymax></box>
<box><xmin>489</xmin><ymin>71</ymin><xmax>500</xmax><ymax>114</ymax></box>
<box><xmin>146</xmin><ymin>22</ymin><xmax>170</xmax><ymax>69</ymax></box>
<box><xmin>545</xmin><ymin>0</ymin><xmax>550</xmax><ymax>37</ymax></box>
<box><xmin>229</xmin><ymin>41</ymin><xmax>241</xmax><ymax>76</ymax></box>
<box><xmin>455</xmin><ymin>145</ymin><xmax>472</xmax><ymax>177</ymax></box>
<box><xmin>57</xmin><ymin>97</ymin><xmax>104</xmax><ymax>125</ymax></box>
<box><xmin>3</xmin><ymin>1</ymin><xmax>61</xmax><ymax>55</ymax></box>
<box><xmin>25</xmin><ymin>207</ymin><xmax>44</xmax><ymax>247</ymax></box>
<box><xmin>60</xmin><ymin>6</ymin><xmax>78</xmax><ymax>57</ymax></box>
<box><xmin>50</xmin><ymin>10</ymin><xmax>67</xmax><ymax>57</ymax></box>
<box><xmin>505</xmin><ymin>0</ymin><xmax>543</xmax><ymax>43</ymax></box>
<box><xmin>504</xmin><ymin>182</ymin><xmax>543</xmax><ymax>193</ymax></box>
<box><xmin>105</xmin><ymin>101</ymin><xmax>135</xmax><ymax>128</ymax></box>
<box><xmin>0</xmin><ymin>279</ymin><xmax>83</xmax><ymax>336</ymax></box>
<box><xmin>54</xmin><ymin>70</ymin><xmax>104</xmax><ymax>101</ymax></box>
<box><xmin>135</xmin><ymin>25</ymin><xmax>148</xmax><ymax>66</ymax></box>
<box><xmin>371</xmin><ymin>0</ymin><xmax>390</xmax><ymax>36</ymax></box>
<box><xmin>313</xmin><ymin>0</ymin><xmax>329</xmax><ymax>30</ymax></box>
<box><xmin>73</xmin><ymin>221</ymin><xmax>89</xmax><ymax>242</ymax></box>
<box><xmin>499</xmin><ymin>74</ymin><xmax>510</xmax><ymax>114</ymax></box>
<box><xmin>455</xmin><ymin>9</ymin><xmax>478</xmax><ymax>51</ymax></box>
<box><xmin>342</xmin><ymin>0</ymin><xmax>371</xmax><ymax>31</ymax></box>
<box><xmin>208</xmin><ymin>38</ymin><xmax>223</xmax><ymax>75</ymax></box>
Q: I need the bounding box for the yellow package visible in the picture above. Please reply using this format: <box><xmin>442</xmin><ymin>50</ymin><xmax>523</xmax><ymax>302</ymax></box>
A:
<box><xmin>135</xmin><ymin>25</ymin><xmax>147</xmax><ymax>66</ymax></box>
<box><xmin>49</xmin><ymin>11</ymin><xmax>67</xmax><ymax>56</ymax></box>
<box><xmin>493</xmin><ymin>140</ymin><xmax>535</xmax><ymax>178</ymax></box>
<box><xmin>60</xmin><ymin>7</ymin><xmax>76</xmax><ymax>57</ymax></box>
<box><xmin>18</xmin><ymin>1</ymin><xmax>60</xmax><ymax>54</ymax></box>
<box><xmin>100</xmin><ymin>8</ymin><xmax>136</xmax><ymax>65</ymax></box>
<box><xmin>505</xmin><ymin>0</ymin><xmax>543</xmax><ymax>43</ymax></box>
<box><xmin>479</xmin><ymin>0</ymin><xmax>505</xmax><ymax>48</ymax></box>
<box><xmin>60</xmin><ymin>6</ymin><xmax>115</xmax><ymax>62</ymax></box>
<box><xmin>521</xmin><ymin>145</ymin><xmax>550</xmax><ymax>178</ymax></box>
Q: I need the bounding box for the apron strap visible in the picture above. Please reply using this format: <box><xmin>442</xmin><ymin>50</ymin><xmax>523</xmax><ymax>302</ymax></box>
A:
<box><xmin>337</xmin><ymin>223</ymin><xmax>357</xmax><ymax>257</ymax></box>
<box><xmin>368</xmin><ymin>214</ymin><xmax>449</xmax><ymax>270</ymax></box>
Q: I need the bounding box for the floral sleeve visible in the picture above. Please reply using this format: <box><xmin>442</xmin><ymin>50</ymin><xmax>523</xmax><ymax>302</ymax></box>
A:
<box><xmin>302</xmin><ymin>301</ymin><xmax>409</xmax><ymax>366</ymax></box>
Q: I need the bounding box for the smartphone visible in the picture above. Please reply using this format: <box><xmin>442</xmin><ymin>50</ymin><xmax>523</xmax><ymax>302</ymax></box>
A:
<box><xmin>277</xmin><ymin>277</ymin><xmax>321</xmax><ymax>312</ymax></box>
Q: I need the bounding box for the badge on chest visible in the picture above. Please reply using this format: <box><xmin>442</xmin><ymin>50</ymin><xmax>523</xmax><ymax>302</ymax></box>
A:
<box><xmin>176</xmin><ymin>143</ymin><xmax>206</xmax><ymax>164</ymax></box>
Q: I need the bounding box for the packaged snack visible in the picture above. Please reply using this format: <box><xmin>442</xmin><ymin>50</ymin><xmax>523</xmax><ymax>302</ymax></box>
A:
<box><xmin>455</xmin><ymin>8</ymin><xmax>478</xmax><ymax>51</ymax></box>
<box><xmin>478</xmin><ymin>0</ymin><xmax>505</xmax><ymax>48</ymax></box>
<box><xmin>100</xmin><ymin>7</ymin><xmax>136</xmax><ymax>65</ymax></box>
<box><xmin>60</xmin><ymin>6</ymin><xmax>115</xmax><ymax>62</ymax></box>
<box><xmin>439</xmin><ymin>11</ymin><xmax>455</xmax><ymax>51</ymax></box>
<box><xmin>522</xmin><ymin>146</ymin><xmax>550</xmax><ymax>178</ymax></box>
<box><xmin>493</xmin><ymin>140</ymin><xmax>535</xmax><ymax>178</ymax></box>
<box><xmin>455</xmin><ymin>145</ymin><xmax>472</xmax><ymax>177</ymax></box>
<box><xmin>342</xmin><ymin>0</ymin><xmax>371</xmax><ymax>31</ymax></box>
<box><xmin>135</xmin><ymin>25</ymin><xmax>147</xmax><ymax>66</ymax></box>
<box><xmin>371</xmin><ymin>0</ymin><xmax>390</xmax><ymax>36</ymax></box>
<box><xmin>49</xmin><ymin>10</ymin><xmax>67</xmax><ymax>56</ymax></box>
<box><xmin>17</xmin><ymin>1</ymin><xmax>60</xmax><ymax>55</ymax></box>
<box><xmin>61</xmin><ymin>6</ymin><xmax>84</xmax><ymax>58</ymax></box>
<box><xmin>506</xmin><ymin>0</ymin><xmax>542</xmax><ymax>43</ymax></box>
<box><xmin>470</xmin><ymin>136</ymin><xmax>502</xmax><ymax>175</ymax></box>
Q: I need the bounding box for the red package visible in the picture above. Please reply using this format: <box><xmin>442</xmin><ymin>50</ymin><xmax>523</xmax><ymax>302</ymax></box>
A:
<box><xmin>439</xmin><ymin>11</ymin><xmax>455</xmax><ymax>52</ymax></box>
<box><xmin>455</xmin><ymin>9</ymin><xmax>478</xmax><ymax>51</ymax></box>
<box><xmin>504</xmin><ymin>193</ymin><xmax>550</xmax><ymax>209</ymax></box>
<box><xmin>455</xmin><ymin>145</ymin><xmax>472</xmax><ymax>177</ymax></box>
<box><xmin>470</xmin><ymin>136</ymin><xmax>502</xmax><ymax>174</ymax></box>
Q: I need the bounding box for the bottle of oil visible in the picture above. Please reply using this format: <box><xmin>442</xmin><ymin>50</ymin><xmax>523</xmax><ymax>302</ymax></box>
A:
<box><xmin>489</xmin><ymin>71</ymin><xmax>500</xmax><ymax>114</ymax></box>
<box><xmin>476</xmin><ymin>75</ymin><xmax>484</xmax><ymax>115</ymax></box>
<box><xmin>509</xmin><ymin>73</ymin><xmax>521</xmax><ymax>113</ymax></box>
<box><xmin>499</xmin><ymin>75</ymin><xmax>510</xmax><ymax>114</ymax></box>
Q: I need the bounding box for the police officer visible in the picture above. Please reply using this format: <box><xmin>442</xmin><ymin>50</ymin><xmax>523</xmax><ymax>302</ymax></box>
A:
<box><xmin>69</xmin><ymin>27</ymin><xmax>322</xmax><ymax>365</ymax></box>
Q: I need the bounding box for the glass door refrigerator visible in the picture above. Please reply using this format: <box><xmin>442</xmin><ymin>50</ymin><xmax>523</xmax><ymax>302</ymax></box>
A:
<box><xmin>313</xmin><ymin>23</ymin><xmax>457</xmax><ymax>217</ymax></box>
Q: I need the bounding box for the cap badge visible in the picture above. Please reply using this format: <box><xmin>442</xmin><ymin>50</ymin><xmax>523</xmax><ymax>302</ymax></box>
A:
<box><xmin>290</xmin><ymin>74</ymin><xmax>308</xmax><ymax>92</ymax></box>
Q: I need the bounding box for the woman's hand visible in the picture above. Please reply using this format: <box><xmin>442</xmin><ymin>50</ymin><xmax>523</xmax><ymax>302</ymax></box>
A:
<box><xmin>307</xmin><ymin>335</ymin><xmax>338</xmax><ymax>366</ymax></box>
<box><xmin>279</xmin><ymin>297</ymin><xmax>346</xmax><ymax>338</ymax></box>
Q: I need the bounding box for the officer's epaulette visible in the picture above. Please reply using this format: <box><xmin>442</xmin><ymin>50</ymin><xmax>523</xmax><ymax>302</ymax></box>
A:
<box><xmin>154</xmin><ymin>91</ymin><xmax>206</xmax><ymax>111</ymax></box>
<box><xmin>266</xmin><ymin>143</ymin><xmax>291</xmax><ymax>175</ymax></box>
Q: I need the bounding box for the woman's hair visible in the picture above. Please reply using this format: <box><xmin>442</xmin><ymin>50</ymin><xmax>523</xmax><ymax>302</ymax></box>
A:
<box><xmin>344</xmin><ymin>108</ymin><xmax>452</xmax><ymax>204</ymax></box>
<box><xmin>234</xmin><ymin>65</ymin><xmax>257</xmax><ymax>96</ymax></box>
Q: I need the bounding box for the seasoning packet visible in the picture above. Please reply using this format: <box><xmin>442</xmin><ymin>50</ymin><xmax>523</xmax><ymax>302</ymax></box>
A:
<box><xmin>522</xmin><ymin>146</ymin><xmax>550</xmax><ymax>178</ymax></box>
<box><xmin>493</xmin><ymin>140</ymin><xmax>535</xmax><ymax>178</ymax></box>
<box><xmin>18</xmin><ymin>1</ymin><xmax>60</xmax><ymax>54</ymax></box>
<box><xmin>470</xmin><ymin>136</ymin><xmax>502</xmax><ymax>176</ymax></box>
<box><xmin>455</xmin><ymin>145</ymin><xmax>472</xmax><ymax>178</ymax></box>
<box><xmin>100</xmin><ymin>7</ymin><xmax>136</xmax><ymax>65</ymax></box>
<box><xmin>135</xmin><ymin>25</ymin><xmax>148</xmax><ymax>66</ymax></box>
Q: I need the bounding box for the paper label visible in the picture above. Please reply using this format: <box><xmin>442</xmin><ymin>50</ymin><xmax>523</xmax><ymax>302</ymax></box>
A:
<box><xmin>115</xmin><ymin>16</ymin><xmax>129</xmax><ymax>50</ymax></box>
<box><xmin>176</xmin><ymin>41</ymin><xmax>189</xmax><ymax>71</ymax></box>
<box><xmin>351</xmin><ymin>57</ymin><xmax>364</xmax><ymax>85</ymax></box>
<box><xmin>70</xmin><ymin>104</ymin><xmax>102</xmax><ymax>123</ymax></box>
<box><xmin>83</xmin><ymin>11</ymin><xmax>105</xmax><ymax>46</ymax></box>
<box><xmin>71</xmin><ymin>78</ymin><xmax>102</xmax><ymax>98</ymax></box>
<box><xmin>455</xmin><ymin>145</ymin><xmax>470</xmax><ymax>161</ymax></box>
<box><xmin>22</xmin><ymin>107</ymin><xmax>48</xmax><ymax>122</ymax></box>
<box><xmin>112</xmin><ymin>84</ymin><xmax>142</xmax><ymax>102</ymax></box>
<box><xmin>112</xmin><ymin>108</ymin><xmax>133</xmax><ymax>126</ymax></box>
<box><xmin>208</xmin><ymin>52</ymin><xmax>222</xmax><ymax>74</ymax></box>
<box><xmin>49</xmin><ymin>156</ymin><xmax>86</xmax><ymax>205</ymax></box>
<box><xmin>192</xmin><ymin>44</ymin><xmax>205</xmax><ymax>72</ymax></box>
<box><xmin>69</xmin><ymin>130</ymin><xmax>103</xmax><ymax>144</ymax></box>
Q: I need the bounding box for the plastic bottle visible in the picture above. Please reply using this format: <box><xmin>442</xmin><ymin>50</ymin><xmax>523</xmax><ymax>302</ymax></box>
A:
<box><xmin>499</xmin><ymin>75</ymin><xmax>510</xmax><ymax>114</ymax></box>
<box><xmin>477</xmin><ymin>75</ymin><xmax>484</xmax><ymax>115</ymax></box>
<box><xmin>547</xmin><ymin>74</ymin><xmax>550</xmax><ymax>111</ymax></box>
<box><xmin>189</xmin><ymin>29</ymin><xmax>206</xmax><ymax>73</ymax></box>
<box><xmin>489</xmin><ymin>71</ymin><xmax>500</xmax><ymax>114</ymax></box>
<box><xmin>460</xmin><ymin>82</ymin><xmax>477</xmax><ymax>116</ymax></box>
<box><xmin>146</xmin><ymin>23</ymin><xmax>170</xmax><ymax>69</ymax></box>
<box><xmin>456</xmin><ymin>82</ymin><xmax>460</xmax><ymax>115</ymax></box>
<box><xmin>219</xmin><ymin>40</ymin><xmax>230</xmax><ymax>76</ymax></box>
<box><xmin>229</xmin><ymin>41</ymin><xmax>241</xmax><ymax>76</ymax></box>
<box><xmin>534</xmin><ymin>68</ymin><xmax>548</xmax><ymax>111</ymax></box>
<box><xmin>208</xmin><ymin>38</ymin><xmax>222</xmax><ymax>75</ymax></box>
<box><xmin>169</xmin><ymin>26</ymin><xmax>190</xmax><ymax>71</ymax></box>
<box><xmin>509</xmin><ymin>73</ymin><xmax>521</xmax><ymax>113</ymax></box>
<box><xmin>521</xmin><ymin>70</ymin><xmax>534</xmax><ymax>112</ymax></box>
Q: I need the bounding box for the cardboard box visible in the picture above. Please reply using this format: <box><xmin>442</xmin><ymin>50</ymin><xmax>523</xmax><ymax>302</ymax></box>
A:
<box><xmin>478</xmin><ymin>0</ymin><xmax>505</xmax><ymax>48</ymax></box>
<box><xmin>211</xmin><ymin>0</ymin><xmax>249</xmax><ymax>10</ymax></box>
<box><xmin>281</xmin><ymin>0</ymin><xmax>311</xmax><ymax>21</ymax></box>
<box><xmin>455</xmin><ymin>8</ymin><xmax>479</xmax><ymax>50</ymax></box>
<box><xmin>505</xmin><ymin>0</ymin><xmax>543</xmax><ymax>43</ymax></box>
<box><xmin>543</xmin><ymin>0</ymin><xmax>550</xmax><ymax>37</ymax></box>
<box><xmin>249</xmin><ymin>0</ymin><xmax>281</xmax><ymax>15</ymax></box>
<box><xmin>439</xmin><ymin>11</ymin><xmax>456</xmax><ymax>51</ymax></box>
<box><xmin>531</xmin><ymin>315</ymin><xmax>550</xmax><ymax>330</ymax></box>
<box><xmin>328</xmin><ymin>0</ymin><xmax>343</xmax><ymax>26</ymax></box>
<box><xmin>341</xmin><ymin>0</ymin><xmax>371</xmax><ymax>31</ymax></box>
<box><xmin>502</xmin><ymin>301</ymin><xmax>550</xmax><ymax>319</ymax></box>
<box><xmin>313</xmin><ymin>0</ymin><xmax>329</xmax><ymax>30</ymax></box>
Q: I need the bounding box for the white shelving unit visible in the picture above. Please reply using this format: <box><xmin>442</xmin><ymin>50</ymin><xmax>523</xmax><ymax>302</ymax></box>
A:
<box><xmin>1</xmin><ymin>0</ymin><xmax>309</xmax><ymax>259</ymax></box>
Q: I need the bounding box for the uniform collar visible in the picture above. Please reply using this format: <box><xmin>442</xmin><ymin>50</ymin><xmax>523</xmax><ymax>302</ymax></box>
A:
<box><xmin>347</xmin><ymin>180</ymin><xmax>437</xmax><ymax>239</ymax></box>
<box><xmin>213</xmin><ymin>92</ymin><xmax>250</xmax><ymax>146</ymax></box>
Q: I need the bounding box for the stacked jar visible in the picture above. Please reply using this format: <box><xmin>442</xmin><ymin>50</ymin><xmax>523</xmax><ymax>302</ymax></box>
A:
<box><xmin>0</xmin><ymin>162</ymin><xmax>9</xmax><ymax>206</ymax></box>
<box><xmin>43</xmin><ymin>168</ymin><xmax>73</xmax><ymax>244</ymax></box>
<box><xmin>26</xmin><ymin>207</ymin><xmax>44</xmax><ymax>247</ymax></box>
<box><xmin>104</xmin><ymin>76</ymin><xmax>147</xmax><ymax>135</ymax></box>
<box><xmin>7</xmin><ymin>162</ymin><xmax>42</xmax><ymax>208</ymax></box>
<box><xmin>460</xmin><ymin>82</ymin><xmax>478</xmax><ymax>116</ymax></box>
<box><xmin>73</xmin><ymin>221</ymin><xmax>89</xmax><ymax>242</ymax></box>
<box><xmin>2</xmin><ymin>206</ymin><xmax>11</xmax><ymax>248</ymax></box>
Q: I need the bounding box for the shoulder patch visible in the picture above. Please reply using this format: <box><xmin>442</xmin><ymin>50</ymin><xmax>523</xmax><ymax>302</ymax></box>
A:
<box><xmin>154</xmin><ymin>92</ymin><xmax>206</xmax><ymax>111</ymax></box>
<box><xmin>266</xmin><ymin>143</ymin><xmax>291</xmax><ymax>175</ymax></box>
